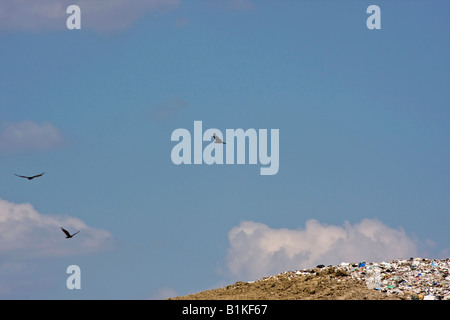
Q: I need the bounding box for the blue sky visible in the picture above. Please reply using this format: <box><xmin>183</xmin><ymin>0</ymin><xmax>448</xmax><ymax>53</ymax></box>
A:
<box><xmin>0</xmin><ymin>0</ymin><xmax>449</xmax><ymax>299</ymax></box>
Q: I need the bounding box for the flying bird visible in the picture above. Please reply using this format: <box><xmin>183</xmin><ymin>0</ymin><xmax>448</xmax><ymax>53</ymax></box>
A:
<box><xmin>212</xmin><ymin>133</ymin><xmax>226</xmax><ymax>144</ymax></box>
<box><xmin>61</xmin><ymin>227</ymin><xmax>80</xmax><ymax>239</ymax></box>
<box><xmin>15</xmin><ymin>172</ymin><xmax>45</xmax><ymax>180</ymax></box>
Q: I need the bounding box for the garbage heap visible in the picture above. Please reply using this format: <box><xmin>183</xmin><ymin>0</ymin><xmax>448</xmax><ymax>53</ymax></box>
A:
<box><xmin>258</xmin><ymin>258</ymin><xmax>450</xmax><ymax>300</ymax></box>
<box><xmin>335</xmin><ymin>258</ymin><xmax>450</xmax><ymax>300</ymax></box>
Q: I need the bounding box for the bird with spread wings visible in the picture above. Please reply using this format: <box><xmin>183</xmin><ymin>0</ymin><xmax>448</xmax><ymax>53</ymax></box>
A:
<box><xmin>212</xmin><ymin>133</ymin><xmax>226</xmax><ymax>144</ymax></box>
<box><xmin>61</xmin><ymin>227</ymin><xmax>80</xmax><ymax>238</ymax></box>
<box><xmin>15</xmin><ymin>172</ymin><xmax>45</xmax><ymax>180</ymax></box>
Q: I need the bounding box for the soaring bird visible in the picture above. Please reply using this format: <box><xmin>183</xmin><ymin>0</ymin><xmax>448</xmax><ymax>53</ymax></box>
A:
<box><xmin>212</xmin><ymin>133</ymin><xmax>226</xmax><ymax>144</ymax></box>
<box><xmin>15</xmin><ymin>172</ymin><xmax>45</xmax><ymax>180</ymax></box>
<box><xmin>61</xmin><ymin>227</ymin><xmax>80</xmax><ymax>238</ymax></box>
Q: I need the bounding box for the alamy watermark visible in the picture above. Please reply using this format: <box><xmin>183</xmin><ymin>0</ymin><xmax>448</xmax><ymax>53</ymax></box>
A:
<box><xmin>66</xmin><ymin>265</ymin><xmax>81</xmax><ymax>290</ymax></box>
<box><xmin>64</xmin><ymin>4</ymin><xmax>380</xmax><ymax>31</ymax></box>
<box><xmin>66</xmin><ymin>5</ymin><xmax>81</xmax><ymax>30</ymax></box>
<box><xmin>171</xmin><ymin>121</ymin><xmax>279</xmax><ymax>175</ymax></box>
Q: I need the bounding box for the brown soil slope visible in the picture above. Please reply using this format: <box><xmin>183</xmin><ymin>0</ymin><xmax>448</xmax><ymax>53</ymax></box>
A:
<box><xmin>169</xmin><ymin>267</ymin><xmax>401</xmax><ymax>300</ymax></box>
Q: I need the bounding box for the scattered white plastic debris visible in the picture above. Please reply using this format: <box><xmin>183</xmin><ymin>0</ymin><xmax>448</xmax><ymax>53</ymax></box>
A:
<box><xmin>254</xmin><ymin>258</ymin><xmax>450</xmax><ymax>300</ymax></box>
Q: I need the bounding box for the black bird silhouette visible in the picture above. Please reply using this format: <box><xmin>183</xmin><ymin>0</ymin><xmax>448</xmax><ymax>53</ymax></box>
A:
<box><xmin>15</xmin><ymin>172</ymin><xmax>45</xmax><ymax>180</ymax></box>
<box><xmin>61</xmin><ymin>227</ymin><xmax>80</xmax><ymax>238</ymax></box>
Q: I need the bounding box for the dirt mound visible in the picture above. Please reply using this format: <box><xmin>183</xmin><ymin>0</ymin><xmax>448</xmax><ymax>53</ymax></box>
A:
<box><xmin>169</xmin><ymin>267</ymin><xmax>401</xmax><ymax>300</ymax></box>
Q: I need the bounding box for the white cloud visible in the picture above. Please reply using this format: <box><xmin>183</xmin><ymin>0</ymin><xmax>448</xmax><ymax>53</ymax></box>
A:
<box><xmin>0</xmin><ymin>198</ymin><xmax>113</xmax><ymax>257</ymax></box>
<box><xmin>226</xmin><ymin>219</ymin><xmax>418</xmax><ymax>281</ymax></box>
<box><xmin>0</xmin><ymin>0</ymin><xmax>180</xmax><ymax>32</ymax></box>
<box><xmin>0</xmin><ymin>198</ymin><xmax>113</xmax><ymax>298</ymax></box>
<box><xmin>0</xmin><ymin>120</ymin><xmax>65</xmax><ymax>155</ymax></box>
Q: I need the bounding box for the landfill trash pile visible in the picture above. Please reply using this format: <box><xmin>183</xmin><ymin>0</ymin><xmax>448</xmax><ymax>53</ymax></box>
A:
<box><xmin>257</xmin><ymin>257</ymin><xmax>450</xmax><ymax>300</ymax></box>
<box><xmin>170</xmin><ymin>257</ymin><xmax>449</xmax><ymax>300</ymax></box>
